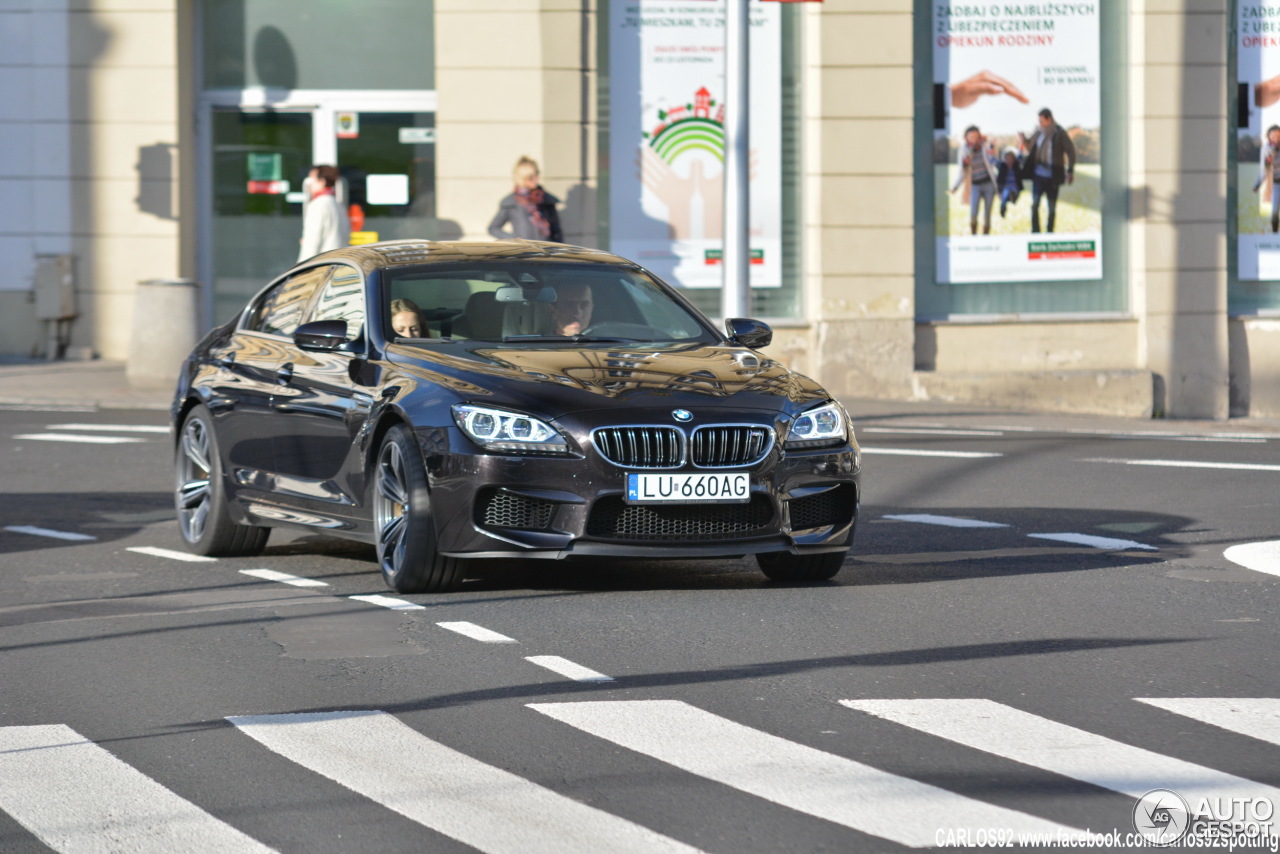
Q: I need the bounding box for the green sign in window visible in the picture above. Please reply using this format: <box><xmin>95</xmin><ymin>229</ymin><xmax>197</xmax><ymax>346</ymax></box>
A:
<box><xmin>247</xmin><ymin>153</ymin><xmax>282</xmax><ymax>182</ymax></box>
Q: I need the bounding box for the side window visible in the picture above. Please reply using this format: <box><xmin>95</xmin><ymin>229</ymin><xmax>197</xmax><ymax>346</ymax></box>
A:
<box><xmin>245</xmin><ymin>267</ymin><xmax>330</xmax><ymax>336</ymax></box>
<box><xmin>309</xmin><ymin>266</ymin><xmax>365</xmax><ymax>341</ymax></box>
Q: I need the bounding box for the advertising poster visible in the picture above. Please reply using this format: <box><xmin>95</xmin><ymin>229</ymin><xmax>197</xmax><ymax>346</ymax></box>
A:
<box><xmin>1238</xmin><ymin>2</ymin><xmax>1280</xmax><ymax>281</ymax></box>
<box><xmin>609</xmin><ymin>1</ymin><xmax>781</xmax><ymax>288</ymax></box>
<box><xmin>933</xmin><ymin>4</ymin><xmax>1102</xmax><ymax>284</ymax></box>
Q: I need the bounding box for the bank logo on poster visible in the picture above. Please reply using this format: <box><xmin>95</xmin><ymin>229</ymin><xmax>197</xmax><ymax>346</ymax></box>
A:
<box><xmin>933</xmin><ymin>4</ymin><xmax>1103</xmax><ymax>284</ymax></box>
<box><xmin>609</xmin><ymin>1</ymin><xmax>781</xmax><ymax>289</ymax></box>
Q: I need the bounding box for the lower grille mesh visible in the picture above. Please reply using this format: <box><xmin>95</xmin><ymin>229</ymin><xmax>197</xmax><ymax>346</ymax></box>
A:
<box><xmin>477</xmin><ymin>489</ymin><xmax>555</xmax><ymax>531</ymax></box>
<box><xmin>586</xmin><ymin>495</ymin><xmax>774</xmax><ymax>541</ymax></box>
<box><xmin>788</xmin><ymin>484</ymin><xmax>856</xmax><ymax>530</ymax></box>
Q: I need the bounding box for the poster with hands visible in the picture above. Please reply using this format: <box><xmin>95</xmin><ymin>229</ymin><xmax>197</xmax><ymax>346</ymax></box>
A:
<box><xmin>609</xmin><ymin>0</ymin><xmax>781</xmax><ymax>288</ymax></box>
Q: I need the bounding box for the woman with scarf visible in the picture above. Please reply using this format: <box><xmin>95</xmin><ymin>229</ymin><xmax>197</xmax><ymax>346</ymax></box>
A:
<box><xmin>488</xmin><ymin>156</ymin><xmax>563</xmax><ymax>243</ymax></box>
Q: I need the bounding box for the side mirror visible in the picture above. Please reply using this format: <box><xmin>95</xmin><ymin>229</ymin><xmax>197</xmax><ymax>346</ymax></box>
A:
<box><xmin>725</xmin><ymin>317</ymin><xmax>772</xmax><ymax>349</ymax></box>
<box><xmin>294</xmin><ymin>319</ymin><xmax>351</xmax><ymax>352</ymax></box>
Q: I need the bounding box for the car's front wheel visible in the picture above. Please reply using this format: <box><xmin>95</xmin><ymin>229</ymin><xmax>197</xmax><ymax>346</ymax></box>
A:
<box><xmin>373</xmin><ymin>425</ymin><xmax>465</xmax><ymax>593</ymax></box>
<box><xmin>756</xmin><ymin>549</ymin><xmax>847</xmax><ymax>583</ymax></box>
<box><xmin>174</xmin><ymin>404</ymin><xmax>269</xmax><ymax>556</ymax></box>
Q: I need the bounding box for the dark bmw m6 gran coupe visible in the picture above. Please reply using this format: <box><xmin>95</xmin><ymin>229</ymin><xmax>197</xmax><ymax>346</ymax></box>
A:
<box><xmin>171</xmin><ymin>240</ymin><xmax>860</xmax><ymax>592</ymax></box>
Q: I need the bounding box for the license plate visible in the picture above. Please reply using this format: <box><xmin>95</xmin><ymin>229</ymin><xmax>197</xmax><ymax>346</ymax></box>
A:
<box><xmin>625</xmin><ymin>472</ymin><xmax>750</xmax><ymax>504</ymax></box>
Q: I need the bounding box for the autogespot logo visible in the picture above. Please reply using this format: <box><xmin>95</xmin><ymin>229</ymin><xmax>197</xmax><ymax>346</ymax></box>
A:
<box><xmin>1134</xmin><ymin>788</ymin><xmax>1191</xmax><ymax>845</ymax></box>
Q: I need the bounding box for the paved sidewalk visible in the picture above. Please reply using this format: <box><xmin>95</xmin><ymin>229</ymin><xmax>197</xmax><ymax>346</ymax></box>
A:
<box><xmin>1</xmin><ymin>358</ymin><xmax>1277</xmax><ymax>434</ymax></box>
<box><xmin>0</xmin><ymin>360</ymin><xmax>172</xmax><ymax>411</ymax></box>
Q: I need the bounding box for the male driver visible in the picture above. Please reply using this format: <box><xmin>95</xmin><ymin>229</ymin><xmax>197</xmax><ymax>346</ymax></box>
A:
<box><xmin>1019</xmin><ymin>108</ymin><xmax>1075</xmax><ymax>234</ymax></box>
<box><xmin>549</xmin><ymin>282</ymin><xmax>593</xmax><ymax>336</ymax></box>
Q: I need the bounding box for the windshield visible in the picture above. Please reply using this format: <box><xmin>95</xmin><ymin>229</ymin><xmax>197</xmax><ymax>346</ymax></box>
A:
<box><xmin>383</xmin><ymin>262</ymin><xmax>720</xmax><ymax>344</ymax></box>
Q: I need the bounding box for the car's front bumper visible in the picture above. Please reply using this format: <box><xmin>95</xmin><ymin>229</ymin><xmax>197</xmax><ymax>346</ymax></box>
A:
<box><xmin>420</xmin><ymin>425</ymin><xmax>860</xmax><ymax>561</ymax></box>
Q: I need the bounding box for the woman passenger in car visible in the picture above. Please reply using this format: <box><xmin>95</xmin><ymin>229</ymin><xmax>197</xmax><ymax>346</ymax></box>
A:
<box><xmin>390</xmin><ymin>298</ymin><xmax>428</xmax><ymax>338</ymax></box>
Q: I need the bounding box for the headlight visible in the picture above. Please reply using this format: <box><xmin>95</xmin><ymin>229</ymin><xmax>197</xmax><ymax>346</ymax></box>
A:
<box><xmin>452</xmin><ymin>404</ymin><xmax>568</xmax><ymax>454</ymax></box>
<box><xmin>785</xmin><ymin>401</ymin><xmax>847</xmax><ymax>449</ymax></box>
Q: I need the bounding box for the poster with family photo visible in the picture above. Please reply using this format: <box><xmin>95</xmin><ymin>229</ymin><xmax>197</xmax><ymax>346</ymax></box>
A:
<box><xmin>1238</xmin><ymin>1</ymin><xmax>1280</xmax><ymax>281</ymax></box>
<box><xmin>933</xmin><ymin>4</ymin><xmax>1102</xmax><ymax>284</ymax></box>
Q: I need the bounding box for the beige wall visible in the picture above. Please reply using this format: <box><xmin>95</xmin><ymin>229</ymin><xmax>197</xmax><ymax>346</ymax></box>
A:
<box><xmin>435</xmin><ymin>0</ymin><xmax>597</xmax><ymax>247</ymax></box>
<box><xmin>917</xmin><ymin>320</ymin><xmax>1143</xmax><ymax>374</ymax></box>
<box><xmin>0</xmin><ymin>1</ymin><xmax>184</xmax><ymax>362</ymax></box>
<box><xmin>1230</xmin><ymin>318</ymin><xmax>1280</xmax><ymax>418</ymax></box>
<box><xmin>807</xmin><ymin>1</ymin><xmax>916</xmax><ymax>400</ymax></box>
<box><xmin>1131</xmin><ymin>1</ymin><xmax>1230</xmax><ymax>418</ymax></box>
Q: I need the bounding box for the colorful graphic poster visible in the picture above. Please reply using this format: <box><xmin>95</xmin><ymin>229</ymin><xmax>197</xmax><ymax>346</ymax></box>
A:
<box><xmin>609</xmin><ymin>1</ymin><xmax>781</xmax><ymax>288</ymax></box>
<box><xmin>933</xmin><ymin>4</ymin><xmax>1102</xmax><ymax>284</ymax></box>
<box><xmin>1238</xmin><ymin>2</ymin><xmax>1280</xmax><ymax>280</ymax></box>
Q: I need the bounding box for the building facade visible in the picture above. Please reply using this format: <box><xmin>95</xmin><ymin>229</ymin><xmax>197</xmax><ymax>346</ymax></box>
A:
<box><xmin>0</xmin><ymin>0</ymin><xmax>1276</xmax><ymax>419</ymax></box>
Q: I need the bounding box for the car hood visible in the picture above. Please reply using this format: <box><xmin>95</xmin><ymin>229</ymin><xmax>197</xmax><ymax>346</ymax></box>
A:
<box><xmin>384</xmin><ymin>341</ymin><xmax>830</xmax><ymax>418</ymax></box>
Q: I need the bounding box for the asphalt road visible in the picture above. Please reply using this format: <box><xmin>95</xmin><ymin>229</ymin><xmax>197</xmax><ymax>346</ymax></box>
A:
<box><xmin>1</xmin><ymin>403</ymin><xmax>1278</xmax><ymax>853</ymax></box>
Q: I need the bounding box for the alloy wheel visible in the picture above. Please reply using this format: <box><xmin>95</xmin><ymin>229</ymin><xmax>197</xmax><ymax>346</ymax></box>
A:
<box><xmin>176</xmin><ymin>417</ymin><xmax>213</xmax><ymax>543</ymax></box>
<box><xmin>375</xmin><ymin>440</ymin><xmax>411</xmax><ymax>576</ymax></box>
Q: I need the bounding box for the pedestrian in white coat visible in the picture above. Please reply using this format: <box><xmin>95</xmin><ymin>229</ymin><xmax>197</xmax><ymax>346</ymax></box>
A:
<box><xmin>298</xmin><ymin>165</ymin><xmax>350</xmax><ymax>261</ymax></box>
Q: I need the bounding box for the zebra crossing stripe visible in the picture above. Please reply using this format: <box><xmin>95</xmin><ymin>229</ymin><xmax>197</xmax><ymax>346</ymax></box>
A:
<box><xmin>843</xmin><ymin>699</ymin><xmax>1280</xmax><ymax>828</ymax></box>
<box><xmin>1136</xmin><ymin>698</ymin><xmax>1280</xmax><ymax>746</ymax></box>
<box><xmin>528</xmin><ymin>699</ymin><xmax>1079</xmax><ymax>848</ymax></box>
<box><xmin>227</xmin><ymin>711</ymin><xmax>704</xmax><ymax>854</ymax></box>
<box><xmin>0</xmin><ymin>724</ymin><xmax>274</xmax><ymax>854</ymax></box>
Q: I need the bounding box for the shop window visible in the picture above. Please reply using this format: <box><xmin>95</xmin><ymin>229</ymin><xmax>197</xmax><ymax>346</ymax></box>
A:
<box><xmin>201</xmin><ymin>0</ymin><xmax>433</xmax><ymax>91</ymax></box>
<box><xmin>914</xmin><ymin>1</ymin><xmax>1127</xmax><ymax>318</ymax></box>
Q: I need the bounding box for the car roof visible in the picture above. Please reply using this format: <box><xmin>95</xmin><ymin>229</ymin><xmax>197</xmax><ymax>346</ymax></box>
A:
<box><xmin>300</xmin><ymin>240</ymin><xmax>637</xmax><ymax>276</ymax></box>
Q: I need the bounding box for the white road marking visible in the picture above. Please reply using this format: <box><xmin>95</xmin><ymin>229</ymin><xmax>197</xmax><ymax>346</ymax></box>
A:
<box><xmin>349</xmin><ymin>594</ymin><xmax>424</xmax><ymax>610</ymax></box>
<box><xmin>1084</xmin><ymin>457</ymin><xmax>1280</xmax><ymax>473</ymax></box>
<box><xmin>882</xmin><ymin>514</ymin><xmax>1009</xmax><ymax>529</ymax></box>
<box><xmin>525</xmin><ymin>656</ymin><xmax>614</xmax><ymax>683</ymax></box>
<box><xmin>3</xmin><ymin>525</ymin><xmax>96</xmax><ymax>542</ymax></box>
<box><xmin>842</xmin><ymin>699</ymin><xmax>1280</xmax><ymax>827</ymax></box>
<box><xmin>1026</xmin><ymin>532</ymin><xmax>1157</xmax><ymax>551</ymax></box>
<box><xmin>0</xmin><ymin>724</ymin><xmax>275</xmax><ymax>853</ymax></box>
<box><xmin>49</xmin><ymin>423</ymin><xmax>169</xmax><ymax>434</ymax></box>
<box><xmin>983</xmin><ymin>425</ymin><xmax>1276</xmax><ymax>442</ymax></box>
<box><xmin>1105</xmin><ymin>435</ymin><xmax>1266</xmax><ymax>444</ymax></box>
<box><xmin>1223</xmin><ymin>541</ymin><xmax>1280</xmax><ymax>579</ymax></box>
<box><xmin>529</xmin><ymin>700</ymin><xmax>1079</xmax><ymax>848</ymax></box>
<box><xmin>239</xmin><ymin>569</ymin><xmax>329</xmax><ymax>588</ymax></box>
<box><xmin>437</xmin><ymin>621</ymin><xmax>518</xmax><ymax>643</ymax></box>
<box><xmin>14</xmin><ymin>433</ymin><xmax>145</xmax><ymax>445</ymax></box>
<box><xmin>860</xmin><ymin>427</ymin><xmax>1005</xmax><ymax>437</ymax></box>
<box><xmin>1136</xmin><ymin>698</ymin><xmax>1280</xmax><ymax>746</ymax></box>
<box><xmin>228</xmin><ymin>711</ymin><xmax>702</xmax><ymax>854</ymax></box>
<box><xmin>0</xmin><ymin>404</ymin><xmax>96</xmax><ymax>412</ymax></box>
<box><xmin>127</xmin><ymin>546</ymin><xmax>217</xmax><ymax>563</ymax></box>
<box><xmin>861</xmin><ymin>448</ymin><xmax>1003</xmax><ymax>459</ymax></box>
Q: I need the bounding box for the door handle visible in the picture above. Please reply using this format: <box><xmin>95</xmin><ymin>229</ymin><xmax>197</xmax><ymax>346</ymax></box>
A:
<box><xmin>276</xmin><ymin>362</ymin><xmax>294</xmax><ymax>384</ymax></box>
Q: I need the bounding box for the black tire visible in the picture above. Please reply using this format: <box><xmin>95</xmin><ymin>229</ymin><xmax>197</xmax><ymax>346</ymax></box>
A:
<box><xmin>372</xmin><ymin>425</ymin><xmax>465</xmax><ymax>593</ymax></box>
<box><xmin>174</xmin><ymin>404</ymin><xmax>269</xmax><ymax>556</ymax></box>
<box><xmin>756</xmin><ymin>549</ymin><xmax>847</xmax><ymax>583</ymax></box>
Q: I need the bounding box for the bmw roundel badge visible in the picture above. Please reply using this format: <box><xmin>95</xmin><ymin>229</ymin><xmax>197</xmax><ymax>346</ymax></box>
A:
<box><xmin>672</xmin><ymin>409</ymin><xmax>693</xmax><ymax>422</ymax></box>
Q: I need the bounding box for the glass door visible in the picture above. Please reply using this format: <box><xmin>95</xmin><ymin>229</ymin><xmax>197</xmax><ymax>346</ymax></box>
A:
<box><xmin>201</xmin><ymin>96</ymin><xmax>437</xmax><ymax>328</ymax></box>
<box><xmin>335</xmin><ymin>111</ymin><xmax>443</xmax><ymax>244</ymax></box>
<box><xmin>209</xmin><ymin>109</ymin><xmax>313</xmax><ymax>325</ymax></box>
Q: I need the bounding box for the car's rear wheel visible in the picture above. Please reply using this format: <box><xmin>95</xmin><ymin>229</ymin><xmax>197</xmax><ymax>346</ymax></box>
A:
<box><xmin>373</xmin><ymin>425</ymin><xmax>465</xmax><ymax>593</ymax></box>
<box><xmin>756</xmin><ymin>549</ymin><xmax>847</xmax><ymax>583</ymax></box>
<box><xmin>175</xmin><ymin>404</ymin><xmax>269</xmax><ymax>556</ymax></box>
